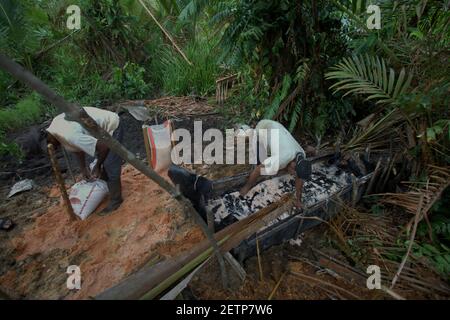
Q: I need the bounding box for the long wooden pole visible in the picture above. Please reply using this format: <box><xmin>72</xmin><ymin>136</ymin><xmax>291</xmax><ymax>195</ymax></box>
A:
<box><xmin>138</xmin><ymin>0</ymin><xmax>193</xmax><ymax>66</ymax></box>
<box><xmin>47</xmin><ymin>143</ymin><xmax>77</xmax><ymax>221</ymax></box>
<box><xmin>0</xmin><ymin>53</ymin><xmax>228</xmax><ymax>289</ymax></box>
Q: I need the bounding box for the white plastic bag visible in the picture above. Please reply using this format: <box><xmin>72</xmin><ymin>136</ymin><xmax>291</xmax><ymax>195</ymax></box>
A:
<box><xmin>69</xmin><ymin>179</ymin><xmax>109</xmax><ymax>220</ymax></box>
<box><xmin>143</xmin><ymin>120</ymin><xmax>173</xmax><ymax>173</ymax></box>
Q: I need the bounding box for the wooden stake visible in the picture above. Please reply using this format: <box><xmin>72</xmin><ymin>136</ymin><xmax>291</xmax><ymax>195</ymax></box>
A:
<box><xmin>268</xmin><ymin>271</ymin><xmax>286</xmax><ymax>300</ymax></box>
<box><xmin>390</xmin><ymin>195</ymin><xmax>424</xmax><ymax>289</ymax></box>
<box><xmin>351</xmin><ymin>174</ymin><xmax>358</xmax><ymax>206</ymax></box>
<box><xmin>256</xmin><ymin>234</ymin><xmax>264</xmax><ymax>282</ymax></box>
<box><xmin>365</xmin><ymin>158</ymin><xmax>382</xmax><ymax>195</ymax></box>
<box><xmin>47</xmin><ymin>144</ymin><xmax>76</xmax><ymax>221</ymax></box>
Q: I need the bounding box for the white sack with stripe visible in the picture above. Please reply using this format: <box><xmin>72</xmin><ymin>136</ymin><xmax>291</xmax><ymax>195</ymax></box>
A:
<box><xmin>143</xmin><ymin>120</ymin><xmax>173</xmax><ymax>173</ymax></box>
<box><xmin>69</xmin><ymin>180</ymin><xmax>109</xmax><ymax>220</ymax></box>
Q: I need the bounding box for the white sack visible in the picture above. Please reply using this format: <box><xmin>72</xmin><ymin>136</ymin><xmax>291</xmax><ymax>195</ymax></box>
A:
<box><xmin>69</xmin><ymin>179</ymin><xmax>109</xmax><ymax>220</ymax></box>
<box><xmin>143</xmin><ymin>120</ymin><xmax>173</xmax><ymax>173</ymax></box>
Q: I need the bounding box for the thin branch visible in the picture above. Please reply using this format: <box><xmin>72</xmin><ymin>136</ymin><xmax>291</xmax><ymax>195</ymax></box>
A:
<box><xmin>290</xmin><ymin>271</ymin><xmax>361</xmax><ymax>300</ymax></box>
<box><xmin>390</xmin><ymin>194</ymin><xmax>424</xmax><ymax>289</ymax></box>
<box><xmin>138</xmin><ymin>0</ymin><xmax>193</xmax><ymax>66</ymax></box>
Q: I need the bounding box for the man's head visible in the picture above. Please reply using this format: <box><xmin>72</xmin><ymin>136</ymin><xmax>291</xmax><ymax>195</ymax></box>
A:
<box><xmin>294</xmin><ymin>152</ymin><xmax>312</xmax><ymax>181</ymax></box>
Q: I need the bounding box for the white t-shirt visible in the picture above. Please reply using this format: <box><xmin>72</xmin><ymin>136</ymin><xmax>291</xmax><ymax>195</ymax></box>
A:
<box><xmin>46</xmin><ymin>107</ymin><xmax>120</xmax><ymax>157</ymax></box>
<box><xmin>255</xmin><ymin>120</ymin><xmax>305</xmax><ymax>175</ymax></box>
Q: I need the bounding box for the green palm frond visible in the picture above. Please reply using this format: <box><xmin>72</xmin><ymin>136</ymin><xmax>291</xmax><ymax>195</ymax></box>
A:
<box><xmin>326</xmin><ymin>54</ymin><xmax>413</xmax><ymax>106</ymax></box>
<box><xmin>343</xmin><ymin>108</ymin><xmax>408</xmax><ymax>153</ymax></box>
<box><xmin>288</xmin><ymin>99</ymin><xmax>302</xmax><ymax>133</ymax></box>
<box><xmin>264</xmin><ymin>74</ymin><xmax>292</xmax><ymax>119</ymax></box>
<box><xmin>333</xmin><ymin>0</ymin><xmax>368</xmax><ymax>17</ymax></box>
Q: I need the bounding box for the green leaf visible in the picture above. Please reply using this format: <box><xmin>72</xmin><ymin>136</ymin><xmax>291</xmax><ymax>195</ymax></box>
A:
<box><xmin>426</xmin><ymin>128</ymin><xmax>436</xmax><ymax>142</ymax></box>
<box><xmin>325</xmin><ymin>54</ymin><xmax>414</xmax><ymax>106</ymax></box>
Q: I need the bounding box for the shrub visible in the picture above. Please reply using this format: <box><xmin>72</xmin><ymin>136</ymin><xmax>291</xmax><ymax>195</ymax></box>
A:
<box><xmin>110</xmin><ymin>62</ymin><xmax>152</xmax><ymax>100</ymax></box>
<box><xmin>0</xmin><ymin>132</ymin><xmax>23</xmax><ymax>159</ymax></box>
<box><xmin>0</xmin><ymin>93</ymin><xmax>44</xmax><ymax>131</ymax></box>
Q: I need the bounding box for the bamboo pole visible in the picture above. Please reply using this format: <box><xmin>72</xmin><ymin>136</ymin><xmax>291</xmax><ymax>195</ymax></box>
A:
<box><xmin>390</xmin><ymin>195</ymin><xmax>424</xmax><ymax>289</ymax></box>
<box><xmin>290</xmin><ymin>271</ymin><xmax>361</xmax><ymax>300</ymax></box>
<box><xmin>140</xmin><ymin>235</ymin><xmax>230</xmax><ymax>300</ymax></box>
<box><xmin>138</xmin><ymin>0</ymin><xmax>193</xmax><ymax>66</ymax></box>
<box><xmin>47</xmin><ymin>144</ymin><xmax>76</xmax><ymax>221</ymax></box>
<box><xmin>268</xmin><ymin>272</ymin><xmax>286</xmax><ymax>300</ymax></box>
<box><xmin>351</xmin><ymin>174</ymin><xmax>358</xmax><ymax>206</ymax></box>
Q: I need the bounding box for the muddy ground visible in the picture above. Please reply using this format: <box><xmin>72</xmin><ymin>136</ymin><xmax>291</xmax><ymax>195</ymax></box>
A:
<box><xmin>189</xmin><ymin>225</ymin><xmax>378</xmax><ymax>300</ymax></box>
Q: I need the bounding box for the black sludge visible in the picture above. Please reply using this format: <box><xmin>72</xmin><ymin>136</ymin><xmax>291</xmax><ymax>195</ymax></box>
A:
<box><xmin>167</xmin><ymin>164</ymin><xmax>212</xmax><ymax>222</ymax></box>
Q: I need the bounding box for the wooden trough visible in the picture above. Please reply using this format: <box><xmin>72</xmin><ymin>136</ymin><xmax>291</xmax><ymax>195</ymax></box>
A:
<box><xmin>206</xmin><ymin>154</ymin><xmax>374</xmax><ymax>262</ymax></box>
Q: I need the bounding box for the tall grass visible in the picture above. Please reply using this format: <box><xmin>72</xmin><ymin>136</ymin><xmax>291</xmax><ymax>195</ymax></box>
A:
<box><xmin>152</xmin><ymin>38</ymin><xmax>220</xmax><ymax>96</ymax></box>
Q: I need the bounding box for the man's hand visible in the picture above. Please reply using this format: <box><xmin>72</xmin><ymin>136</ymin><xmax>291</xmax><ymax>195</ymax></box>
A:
<box><xmin>81</xmin><ymin>167</ymin><xmax>92</xmax><ymax>181</ymax></box>
<box><xmin>91</xmin><ymin>162</ymin><xmax>102</xmax><ymax>179</ymax></box>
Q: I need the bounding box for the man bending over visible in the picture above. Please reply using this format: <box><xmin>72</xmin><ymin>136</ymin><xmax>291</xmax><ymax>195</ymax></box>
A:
<box><xmin>46</xmin><ymin>107</ymin><xmax>124</xmax><ymax>215</ymax></box>
<box><xmin>239</xmin><ymin>119</ymin><xmax>312</xmax><ymax>209</ymax></box>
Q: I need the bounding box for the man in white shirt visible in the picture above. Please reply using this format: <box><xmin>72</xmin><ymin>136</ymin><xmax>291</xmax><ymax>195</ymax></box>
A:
<box><xmin>240</xmin><ymin>119</ymin><xmax>312</xmax><ymax>209</ymax></box>
<box><xmin>46</xmin><ymin>107</ymin><xmax>124</xmax><ymax>215</ymax></box>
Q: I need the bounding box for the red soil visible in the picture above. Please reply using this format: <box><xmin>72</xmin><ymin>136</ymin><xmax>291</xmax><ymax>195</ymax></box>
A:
<box><xmin>1</xmin><ymin>165</ymin><xmax>204</xmax><ymax>299</ymax></box>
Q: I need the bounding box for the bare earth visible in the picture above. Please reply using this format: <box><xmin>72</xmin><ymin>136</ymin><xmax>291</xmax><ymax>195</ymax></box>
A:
<box><xmin>0</xmin><ymin>165</ymin><xmax>204</xmax><ymax>299</ymax></box>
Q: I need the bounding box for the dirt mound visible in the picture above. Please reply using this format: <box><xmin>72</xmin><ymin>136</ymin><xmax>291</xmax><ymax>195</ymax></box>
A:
<box><xmin>0</xmin><ymin>165</ymin><xmax>204</xmax><ymax>299</ymax></box>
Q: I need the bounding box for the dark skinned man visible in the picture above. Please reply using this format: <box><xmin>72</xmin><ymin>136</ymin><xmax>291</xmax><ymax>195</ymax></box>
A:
<box><xmin>46</xmin><ymin>107</ymin><xmax>124</xmax><ymax>215</ymax></box>
<box><xmin>239</xmin><ymin>119</ymin><xmax>312</xmax><ymax>209</ymax></box>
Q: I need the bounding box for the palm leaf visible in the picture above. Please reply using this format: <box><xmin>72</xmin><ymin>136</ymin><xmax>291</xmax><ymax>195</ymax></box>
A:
<box><xmin>326</xmin><ymin>54</ymin><xmax>413</xmax><ymax>106</ymax></box>
<box><xmin>343</xmin><ymin>108</ymin><xmax>408</xmax><ymax>153</ymax></box>
<box><xmin>380</xmin><ymin>166</ymin><xmax>450</xmax><ymax>219</ymax></box>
